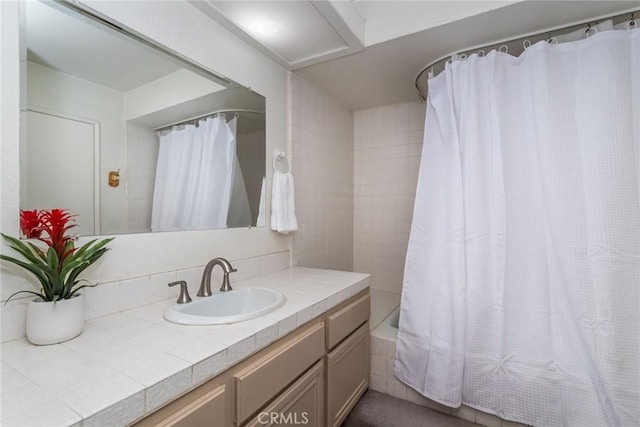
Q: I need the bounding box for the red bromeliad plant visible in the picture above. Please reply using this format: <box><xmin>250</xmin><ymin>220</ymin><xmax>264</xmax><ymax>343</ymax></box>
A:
<box><xmin>20</xmin><ymin>209</ymin><xmax>42</xmax><ymax>239</ymax></box>
<box><xmin>1</xmin><ymin>209</ymin><xmax>114</xmax><ymax>302</ymax></box>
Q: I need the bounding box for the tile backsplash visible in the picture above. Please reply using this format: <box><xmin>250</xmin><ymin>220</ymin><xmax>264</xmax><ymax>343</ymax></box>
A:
<box><xmin>0</xmin><ymin>251</ymin><xmax>290</xmax><ymax>343</ymax></box>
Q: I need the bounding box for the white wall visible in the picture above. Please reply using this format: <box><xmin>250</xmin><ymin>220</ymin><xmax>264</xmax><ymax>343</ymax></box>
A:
<box><xmin>353</xmin><ymin>101</ymin><xmax>425</xmax><ymax>294</ymax></box>
<box><xmin>1</xmin><ymin>0</ymin><xmax>289</xmax><ymax>315</ymax></box>
<box><xmin>26</xmin><ymin>61</ymin><xmax>128</xmax><ymax>234</ymax></box>
<box><xmin>290</xmin><ymin>74</ymin><xmax>354</xmax><ymax>271</ymax></box>
<box><xmin>124</xmin><ymin>69</ymin><xmax>225</xmax><ymax>120</ymax></box>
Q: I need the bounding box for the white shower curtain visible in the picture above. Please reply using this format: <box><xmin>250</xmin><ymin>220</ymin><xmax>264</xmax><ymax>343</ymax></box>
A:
<box><xmin>396</xmin><ymin>28</ymin><xmax>639</xmax><ymax>426</ymax></box>
<box><xmin>151</xmin><ymin>115</ymin><xmax>237</xmax><ymax>231</ymax></box>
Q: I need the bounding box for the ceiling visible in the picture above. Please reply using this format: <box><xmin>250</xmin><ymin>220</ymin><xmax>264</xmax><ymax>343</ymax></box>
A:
<box><xmin>25</xmin><ymin>0</ymin><xmax>261</xmax><ymax>132</ymax></box>
<box><xmin>193</xmin><ymin>0</ymin><xmax>640</xmax><ymax>110</ymax></box>
<box><xmin>25</xmin><ymin>0</ymin><xmax>183</xmax><ymax>92</ymax></box>
<box><xmin>190</xmin><ymin>0</ymin><xmax>366</xmax><ymax>69</ymax></box>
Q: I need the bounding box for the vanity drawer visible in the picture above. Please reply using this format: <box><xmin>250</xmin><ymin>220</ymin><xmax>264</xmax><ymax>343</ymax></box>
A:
<box><xmin>325</xmin><ymin>293</ymin><xmax>370</xmax><ymax>350</ymax></box>
<box><xmin>154</xmin><ymin>385</ymin><xmax>226</xmax><ymax>427</ymax></box>
<box><xmin>244</xmin><ymin>360</ymin><xmax>324</xmax><ymax>427</ymax></box>
<box><xmin>234</xmin><ymin>322</ymin><xmax>325</xmax><ymax>424</ymax></box>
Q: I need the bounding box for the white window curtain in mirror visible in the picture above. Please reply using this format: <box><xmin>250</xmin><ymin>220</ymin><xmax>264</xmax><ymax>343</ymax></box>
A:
<box><xmin>151</xmin><ymin>115</ymin><xmax>237</xmax><ymax>231</ymax></box>
<box><xmin>396</xmin><ymin>28</ymin><xmax>639</xmax><ymax>427</ymax></box>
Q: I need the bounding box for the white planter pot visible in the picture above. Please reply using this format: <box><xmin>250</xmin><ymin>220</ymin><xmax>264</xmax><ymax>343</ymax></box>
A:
<box><xmin>26</xmin><ymin>293</ymin><xmax>85</xmax><ymax>345</ymax></box>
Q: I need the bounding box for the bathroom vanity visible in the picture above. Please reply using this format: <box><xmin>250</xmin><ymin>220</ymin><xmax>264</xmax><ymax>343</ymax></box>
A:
<box><xmin>0</xmin><ymin>268</ymin><xmax>370</xmax><ymax>426</ymax></box>
<box><xmin>136</xmin><ymin>288</ymin><xmax>370</xmax><ymax>427</ymax></box>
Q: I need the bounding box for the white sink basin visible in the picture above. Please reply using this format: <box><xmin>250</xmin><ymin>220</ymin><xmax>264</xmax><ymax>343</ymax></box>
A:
<box><xmin>163</xmin><ymin>287</ymin><xmax>286</xmax><ymax>325</ymax></box>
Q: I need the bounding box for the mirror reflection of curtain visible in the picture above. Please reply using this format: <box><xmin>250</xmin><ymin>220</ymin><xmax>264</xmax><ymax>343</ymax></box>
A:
<box><xmin>151</xmin><ymin>115</ymin><xmax>236</xmax><ymax>231</ymax></box>
<box><xmin>225</xmin><ymin>117</ymin><xmax>252</xmax><ymax>228</ymax></box>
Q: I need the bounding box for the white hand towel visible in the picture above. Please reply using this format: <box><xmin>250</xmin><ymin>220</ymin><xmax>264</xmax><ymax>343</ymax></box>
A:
<box><xmin>270</xmin><ymin>171</ymin><xmax>298</xmax><ymax>234</ymax></box>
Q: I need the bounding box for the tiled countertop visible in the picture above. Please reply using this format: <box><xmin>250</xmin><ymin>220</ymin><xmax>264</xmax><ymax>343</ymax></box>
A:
<box><xmin>0</xmin><ymin>267</ymin><xmax>369</xmax><ymax>427</ymax></box>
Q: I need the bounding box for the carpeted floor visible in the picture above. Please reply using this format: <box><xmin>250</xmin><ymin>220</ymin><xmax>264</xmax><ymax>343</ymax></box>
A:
<box><xmin>342</xmin><ymin>390</ymin><xmax>478</xmax><ymax>427</ymax></box>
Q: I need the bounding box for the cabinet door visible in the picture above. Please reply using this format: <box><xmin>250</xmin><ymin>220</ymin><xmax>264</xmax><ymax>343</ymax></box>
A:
<box><xmin>156</xmin><ymin>385</ymin><xmax>227</xmax><ymax>427</ymax></box>
<box><xmin>244</xmin><ymin>361</ymin><xmax>324</xmax><ymax>427</ymax></box>
<box><xmin>326</xmin><ymin>323</ymin><xmax>369</xmax><ymax>427</ymax></box>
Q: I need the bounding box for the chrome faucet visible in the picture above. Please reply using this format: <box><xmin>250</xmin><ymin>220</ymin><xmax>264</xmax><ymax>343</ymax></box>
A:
<box><xmin>198</xmin><ymin>258</ymin><xmax>237</xmax><ymax>296</ymax></box>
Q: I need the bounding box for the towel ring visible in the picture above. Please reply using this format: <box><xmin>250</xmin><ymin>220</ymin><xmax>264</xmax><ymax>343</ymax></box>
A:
<box><xmin>273</xmin><ymin>151</ymin><xmax>291</xmax><ymax>173</ymax></box>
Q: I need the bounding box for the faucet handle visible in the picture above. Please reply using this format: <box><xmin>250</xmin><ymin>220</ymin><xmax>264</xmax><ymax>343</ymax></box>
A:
<box><xmin>168</xmin><ymin>280</ymin><xmax>192</xmax><ymax>304</ymax></box>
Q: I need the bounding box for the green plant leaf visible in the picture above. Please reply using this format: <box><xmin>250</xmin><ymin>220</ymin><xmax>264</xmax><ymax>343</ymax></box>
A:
<box><xmin>64</xmin><ymin>259</ymin><xmax>95</xmax><ymax>287</ymax></box>
<box><xmin>26</xmin><ymin>241</ymin><xmax>46</xmax><ymax>262</ymax></box>
<box><xmin>0</xmin><ymin>234</ymin><xmax>47</xmax><ymax>266</ymax></box>
<box><xmin>67</xmin><ymin>238</ymin><xmax>98</xmax><ymax>260</ymax></box>
<box><xmin>0</xmin><ymin>254</ymin><xmax>50</xmax><ymax>285</ymax></box>
<box><xmin>61</xmin><ymin>240</ymin><xmax>111</xmax><ymax>297</ymax></box>
<box><xmin>67</xmin><ymin>281</ymin><xmax>98</xmax><ymax>299</ymax></box>
<box><xmin>4</xmin><ymin>290</ymin><xmax>47</xmax><ymax>305</ymax></box>
<box><xmin>2</xmin><ymin>232</ymin><xmax>113</xmax><ymax>303</ymax></box>
<box><xmin>59</xmin><ymin>257</ymin><xmax>88</xmax><ymax>281</ymax></box>
<box><xmin>46</xmin><ymin>247</ymin><xmax>59</xmax><ymax>271</ymax></box>
<box><xmin>72</xmin><ymin>237</ymin><xmax>114</xmax><ymax>261</ymax></box>
<box><xmin>62</xmin><ymin>242</ymin><xmax>111</xmax><ymax>279</ymax></box>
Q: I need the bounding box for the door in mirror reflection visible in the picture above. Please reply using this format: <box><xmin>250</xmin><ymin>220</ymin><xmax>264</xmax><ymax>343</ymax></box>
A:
<box><xmin>23</xmin><ymin>110</ymin><xmax>98</xmax><ymax>236</ymax></box>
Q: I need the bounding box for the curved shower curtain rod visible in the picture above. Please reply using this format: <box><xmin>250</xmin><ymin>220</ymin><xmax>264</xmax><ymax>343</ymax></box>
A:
<box><xmin>415</xmin><ymin>9</ymin><xmax>638</xmax><ymax>101</ymax></box>
<box><xmin>155</xmin><ymin>108</ymin><xmax>265</xmax><ymax>132</ymax></box>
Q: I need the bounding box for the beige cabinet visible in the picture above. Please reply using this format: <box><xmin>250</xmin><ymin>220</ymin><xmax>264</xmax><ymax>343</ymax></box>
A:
<box><xmin>135</xmin><ymin>289</ymin><xmax>369</xmax><ymax>427</ymax></box>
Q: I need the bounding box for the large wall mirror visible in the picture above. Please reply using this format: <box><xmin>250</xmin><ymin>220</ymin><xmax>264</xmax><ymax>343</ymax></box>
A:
<box><xmin>20</xmin><ymin>0</ymin><xmax>266</xmax><ymax>237</ymax></box>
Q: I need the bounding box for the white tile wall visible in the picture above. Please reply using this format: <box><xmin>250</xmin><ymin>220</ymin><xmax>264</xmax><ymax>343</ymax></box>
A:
<box><xmin>126</xmin><ymin>122</ymin><xmax>159</xmax><ymax>234</ymax></box>
<box><xmin>0</xmin><ymin>251</ymin><xmax>290</xmax><ymax>342</ymax></box>
<box><xmin>289</xmin><ymin>73</ymin><xmax>354</xmax><ymax>272</ymax></box>
<box><xmin>353</xmin><ymin>101</ymin><xmax>426</xmax><ymax>294</ymax></box>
